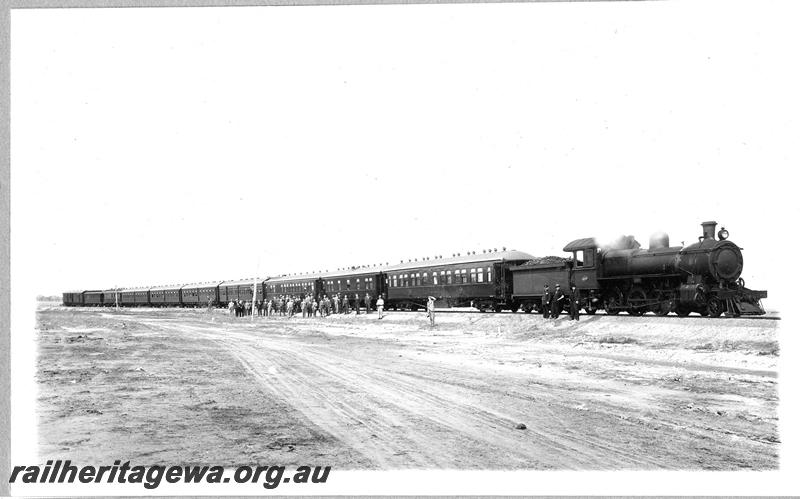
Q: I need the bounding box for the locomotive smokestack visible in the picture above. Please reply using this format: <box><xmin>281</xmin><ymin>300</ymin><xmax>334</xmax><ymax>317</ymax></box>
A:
<box><xmin>701</xmin><ymin>221</ymin><xmax>717</xmax><ymax>240</ymax></box>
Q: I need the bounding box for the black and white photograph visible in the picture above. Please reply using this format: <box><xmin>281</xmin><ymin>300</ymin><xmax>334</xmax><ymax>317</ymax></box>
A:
<box><xmin>3</xmin><ymin>0</ymin><xmax>800</xmax><ymax>495</ymax></box>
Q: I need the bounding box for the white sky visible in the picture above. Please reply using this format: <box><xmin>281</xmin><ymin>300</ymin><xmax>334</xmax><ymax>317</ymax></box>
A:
<box><xmin>11</xmin><ymin>1</ymin><xmax>798</xmax><ymax>306</ymax></box>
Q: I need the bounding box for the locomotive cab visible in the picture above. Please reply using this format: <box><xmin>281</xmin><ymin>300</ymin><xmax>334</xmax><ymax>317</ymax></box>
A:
<box><xmin>562</xmin><ymin>238</ymin><xmax>600</xmax><ymax>290</ymax></box>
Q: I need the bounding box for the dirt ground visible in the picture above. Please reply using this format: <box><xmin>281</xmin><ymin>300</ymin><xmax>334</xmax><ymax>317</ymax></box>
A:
<box><xmin>35</xmin><ymin>304</ymin><xmax>779</xmax><ymax>470</ymax></box>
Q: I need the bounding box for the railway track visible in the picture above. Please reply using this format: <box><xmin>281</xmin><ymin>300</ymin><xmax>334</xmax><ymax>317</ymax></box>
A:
<box><xmin>387</xmin><ymin>308</ymin><xmax>781</xmax><ymax>320</ymax></box>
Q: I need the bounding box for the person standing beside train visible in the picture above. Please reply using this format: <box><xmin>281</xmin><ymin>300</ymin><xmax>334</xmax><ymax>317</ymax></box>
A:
<box><xmin>570</xmin><ymin>285</ymin><xmax>580</xmax><ymax>321</ymax></box>
<box><xmin>551</xmin><ymin>284</ymin><xmax>564</xmax><ymax>319</ymax></box>
<box><xmin>542</xmin><ymin>285</ymin><xmax>551</xmax><ymax>319</ymax></box>
<box><xmin>427</xmin><ymin>296</ymin><xmax>437</xmax><ymax>327</ymax></box>
<box><xmin>354</xmin><ymin>293</ymin><xmax>360</xmax><ymax>315</ymax></box>
<box><xmin>377</xmin><ymin>294</ymin><xmax>385</xmax><ymax>319</ymax></box>
<box><xmin>364</xmin><ymin>292</ymin><xmax>371</xmax><ymax>314</ymax></box>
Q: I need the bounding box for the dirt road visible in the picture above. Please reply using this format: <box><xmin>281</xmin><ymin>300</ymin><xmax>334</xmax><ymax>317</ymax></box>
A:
<box><xmin>36</xmin><ymin>306</ymin><xmax>779</xmax><ymax>469</ymax></box>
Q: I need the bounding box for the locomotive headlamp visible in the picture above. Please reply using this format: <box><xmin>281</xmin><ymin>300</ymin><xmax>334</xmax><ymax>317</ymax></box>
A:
<box><xmin>718</xmin><ymin>227</ymin><xmax>729</xmax><ymax>240</ymax></box>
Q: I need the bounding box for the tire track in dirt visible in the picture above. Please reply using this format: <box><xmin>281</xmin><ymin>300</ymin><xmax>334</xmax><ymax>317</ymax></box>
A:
<box><xmin>134</xmin><ymin>315</ymin><xmax>777</xmax><ymax>469</ymax></box>
<box><xmin>158</xmin><ymin>321</ymin><xmax>668</xmax><ymax>468</ymax></box>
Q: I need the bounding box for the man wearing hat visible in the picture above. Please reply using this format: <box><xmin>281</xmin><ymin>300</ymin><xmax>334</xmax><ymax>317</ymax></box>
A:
<box><xmin>542</xmin><ymin>285</ymin><xmax>551</xmax><ymax>319</ymax></box>
<box><xmin>551</xmin><ymin>283</ymin><xmax>565</xmax><ymax>319</ymax></box>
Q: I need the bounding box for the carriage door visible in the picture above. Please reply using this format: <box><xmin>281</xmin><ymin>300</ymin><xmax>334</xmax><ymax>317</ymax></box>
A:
<box><xmin>495</xmin><ymin>263</ymin><xmax>506</xmax><ymax>299</ymax></box>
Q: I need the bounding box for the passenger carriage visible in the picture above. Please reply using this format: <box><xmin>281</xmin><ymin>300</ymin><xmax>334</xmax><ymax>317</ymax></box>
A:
<box><xmin>119</xmin><ymin>287</ymin><xmax>150</xmax><ymax>307</ymax></box>
<box><xmin>102</xmin><ymin>289</ymin><xmax>121</xmax><ymax>306</ymax></box>
<box><xmin>218</xmin><ymin>278</ymin><xmax>266</xmax><ymax>305</ymax></box>
<box><xmin>263</xmin><ymin>274</ymin><xmax>321</xmax><ymax>302</ymax></box>
<box><xmin>149</xmin><ymin>284</ymin><xmax>183</xmax><ymax>307</ymax></box>
<box><xmin>180</xmin><ymin>282</ymin><xmax>222</xmax><ymax>307</ymax></box>
<box><xmin>383</xmin><ymin>250</ymin><xmax>534</xmax><ymax>311</ymax></box>
<box><xmin>83</xmin><ymin>290</ymin><xmax>104</xmax><ymax>306</ymax></box>
<box><xmin>62</xmin><ymin>291</ymin><xmax>85</xmax><ymax>306</ymax></box>
<box><xmin>318</xmin><ymin>267</ymin><xmax>384</xmax><ymax>308</ymax></box>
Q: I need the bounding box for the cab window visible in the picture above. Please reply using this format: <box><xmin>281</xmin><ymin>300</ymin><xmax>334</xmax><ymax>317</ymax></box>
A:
<box><xmin>585</xmin><ymin>249</ymin><xmax>595</xmax><ymax>267</ymax></box>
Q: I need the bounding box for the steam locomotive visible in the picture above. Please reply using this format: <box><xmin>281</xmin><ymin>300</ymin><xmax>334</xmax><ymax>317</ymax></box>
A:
<box><xmin>62</xmin><ymin>221</ymin><xmax>767</xmax><ymax>317</ymax></box>
<box><xmin>510</xmin><ymin>221</ymin><xmax>767</xmax><ymax>317</ymax></box>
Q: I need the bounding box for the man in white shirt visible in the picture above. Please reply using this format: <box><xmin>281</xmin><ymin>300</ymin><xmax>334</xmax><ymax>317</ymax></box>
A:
<box><xmin>377</xmin><ymin>295</ymin><xmax>385</xmax><ymax>319</ymax></box>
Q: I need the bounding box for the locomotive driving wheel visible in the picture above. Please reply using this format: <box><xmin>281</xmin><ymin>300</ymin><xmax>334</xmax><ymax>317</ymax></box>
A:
<box><xmin>605</xmin><ymin>297</ymin><xmax>620</xmax><ymax>315</ymax></box>
<box><xmin>650</xmin><ymin>291</ymin><xmax>671</xmax><ymax>316</ymax></box>
<box><xmin>626</xmin><ymin>287</ymin><xmax>647</xmax><ymax>316</ymax></box>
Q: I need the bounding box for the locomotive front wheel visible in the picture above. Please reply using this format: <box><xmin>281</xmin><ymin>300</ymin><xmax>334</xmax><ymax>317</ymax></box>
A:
<box><xmin>676</xmin><ymin>306</ymin><xmax>691</xmax><ymax>317</ymax></box>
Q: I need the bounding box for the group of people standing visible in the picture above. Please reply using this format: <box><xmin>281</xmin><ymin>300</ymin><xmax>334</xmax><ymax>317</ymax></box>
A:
<box><xmin>541</xmin><ymin>283</ymin><xmax>581</xmax><ymax>321</ymax></box>
<box><xmin>227</xmin><ymin>292</ymin><xmax>387</xmax><ymax>319</ymax></box>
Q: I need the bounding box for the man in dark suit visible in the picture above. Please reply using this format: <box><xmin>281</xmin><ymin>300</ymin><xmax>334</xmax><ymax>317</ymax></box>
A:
<box><xmin>551</xmin><ymin>284</ymin><xmax>565</xmax><ymax>319</ymax></box>
<box><xmin>570</xmin><ymin>285</ymin><xmax>580</xmax><ymax>321</ymax></box>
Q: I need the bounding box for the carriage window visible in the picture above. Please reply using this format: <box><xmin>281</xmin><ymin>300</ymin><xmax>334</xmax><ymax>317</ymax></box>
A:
<box><xmin>446</xmin><ymin>270</ymin><xmax>453</xmax><ymax>284</ymax></box>
<box><xmin>470</xmin><ymin>268</ymin><xmax>476</xmax><ymax>283</ymax></box>
<box><xmin>575</xmin><ymin>250</ymin><xmax>584</xmax><ymax>267</ymax></box>
<box><xmin>422</xmin><ymin>272</ymin><xmax>428</xmax><ymax>285</ymax></box>
<box><xmin>487</xmin><ymin>267</ymin><xmax>492</xmax><ymax>283</ymax></box>
<box><xmin>433</xmin><ymin>272</ymin><xmax>438</xmax><ymax>285</ymax></box>
<box><xmin>392</xmin><ymin>275</ymin><xmax>397</xmax><ymax>287</ymax></box>
<box><xmin>478</xmin><ymin>269</ymin><xmax>484</xmax><ymax>283</ymax></box>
